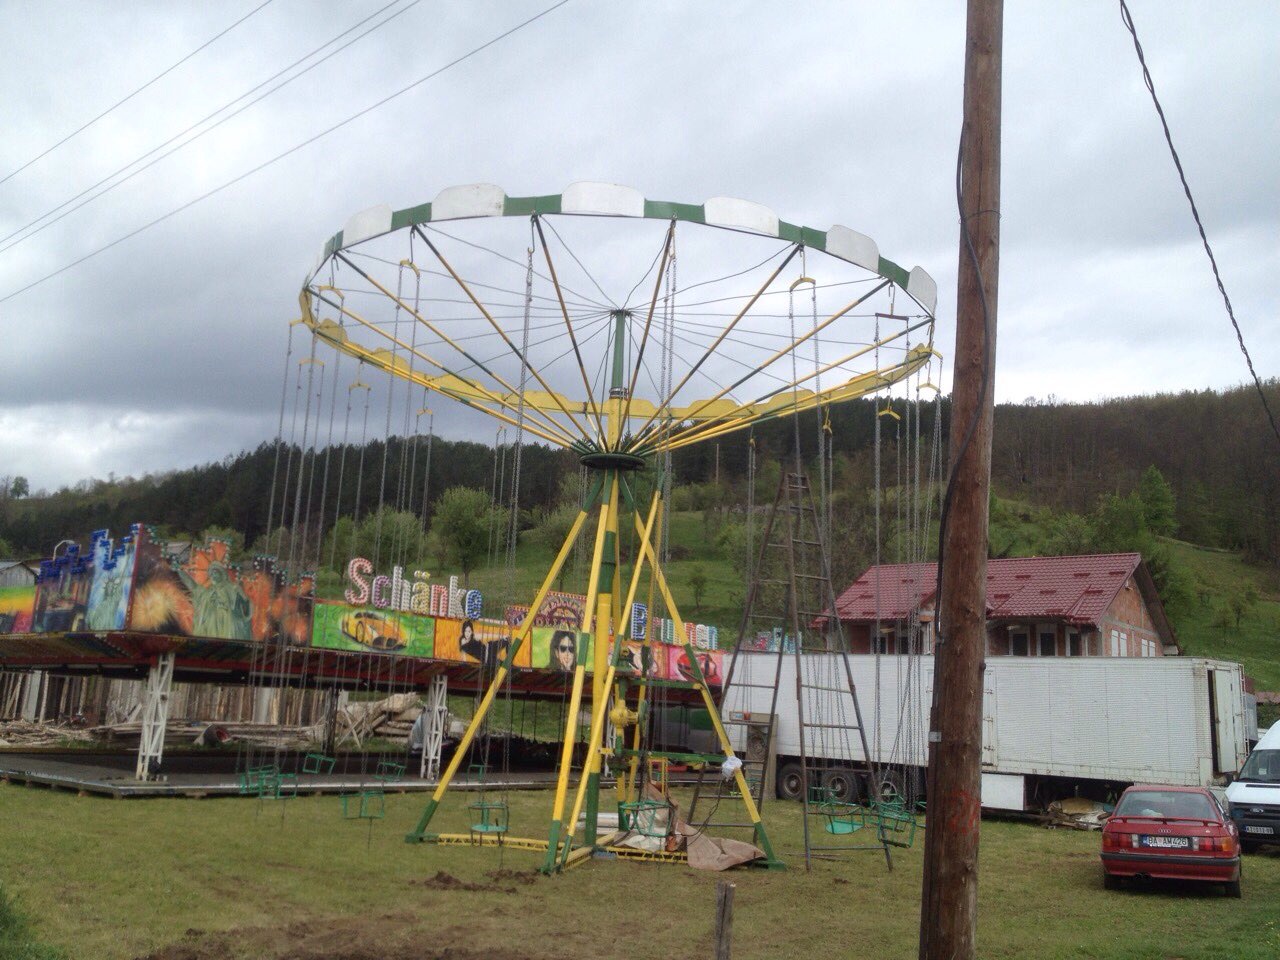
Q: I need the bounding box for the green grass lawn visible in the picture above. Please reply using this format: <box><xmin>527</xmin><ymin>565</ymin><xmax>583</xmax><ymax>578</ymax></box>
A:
<box><xmin>1</xmin><ymin>784</ymin><xmax>1277</xmax><ymax>960</ymax></box>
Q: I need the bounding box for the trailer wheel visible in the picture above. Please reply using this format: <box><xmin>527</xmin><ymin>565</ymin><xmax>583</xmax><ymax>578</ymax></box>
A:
<box><xmin>777</xmin><ymin>761</ymin><xmax>805</xmax><ymax>802</ymax></box>
<box><xmin>878</xmin><ymin>768</ymin><xmax>907</xmax><ymax>803</ymax></box>
<box><xmin>822</xmin><ymin>768</ymin><xmax>858</xmax><ymax>803</ymax></box>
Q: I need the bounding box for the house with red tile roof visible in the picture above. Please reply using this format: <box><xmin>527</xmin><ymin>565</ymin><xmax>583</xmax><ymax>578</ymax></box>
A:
<box><xmin>832</xmin><ymin>553</ymin><xmax>1179</xmax><ymax>658</ymax></box>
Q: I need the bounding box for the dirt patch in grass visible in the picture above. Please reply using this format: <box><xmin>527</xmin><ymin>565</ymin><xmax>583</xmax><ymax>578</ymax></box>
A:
<box><xmin>408</xmin><ymin>869</ymin><xmax>526</xmax><ymax>893</ymax></box>
<box><xmin>137</xmin><ymin>915</ymin><xmax>535</xmax><ymax>960</ymax></box>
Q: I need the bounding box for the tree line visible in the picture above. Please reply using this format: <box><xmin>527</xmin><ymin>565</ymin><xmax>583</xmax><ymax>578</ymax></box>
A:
<box><xmin>1</xmin><ymin>380</ymin><xmax>1276</xmax><ymax>575</ymax></box>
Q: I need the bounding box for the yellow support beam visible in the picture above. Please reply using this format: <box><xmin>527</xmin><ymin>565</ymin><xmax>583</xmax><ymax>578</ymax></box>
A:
<box><xmin>407</xmin><ymin>507</ymin><xmax>590</xmax><ymax>841</ymax></box>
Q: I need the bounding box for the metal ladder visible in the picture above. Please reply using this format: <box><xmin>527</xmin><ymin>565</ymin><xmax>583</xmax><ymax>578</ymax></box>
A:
<box><xmin>693</xmin><ymin>470</ymin><xmax>890</xmax><ymax>870</ymax></box>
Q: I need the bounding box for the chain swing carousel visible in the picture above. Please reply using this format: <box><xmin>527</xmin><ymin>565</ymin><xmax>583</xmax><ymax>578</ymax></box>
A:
<box><xmin>294</xmin><ymin>183</ymin><xmax>938</xmax><ymax>872</ymax></box>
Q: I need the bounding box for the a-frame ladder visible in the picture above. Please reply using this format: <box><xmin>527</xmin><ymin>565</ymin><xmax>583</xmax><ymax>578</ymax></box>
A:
<box><xmin>695</xmin><ymin>469</ymin><xmax>891</xmax><ymax>870</ymax></box>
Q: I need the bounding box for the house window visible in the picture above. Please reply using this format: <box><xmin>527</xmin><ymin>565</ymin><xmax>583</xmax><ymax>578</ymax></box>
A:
<box><xmin>1109</xmin><ymin>629</ymin><xmax>1121</xmax><ymax>657</ymax></box>
<box><xmin>1067</xmin><ymin>631</ymin><xmax>1083</xmax><ymax>657</ymax></box>
<box><xmin>872</xmin><ymin>630</ymin><xmax>895</xmax><ymax>655</ymax></box>
<box><xmin>1010</xmin><ymin>628</ymin><xmax>1029</xmax><ymax>656</ymax></box>
<box><xmin>1038</xmin><ymin>627</ymin><xmax>1056</xmax><ymax>657</ymax></box>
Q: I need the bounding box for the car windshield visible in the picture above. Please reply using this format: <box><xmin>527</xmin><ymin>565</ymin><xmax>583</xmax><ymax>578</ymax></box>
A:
<box><xmin>1238</xmin><ymin>749</ymin><xmax>1280</xmax><ymax>784</ymax></box>
<box><xmin>1114</xmin><ymin>790</ymin><xmax>1218</xmax><ymax>820</ymax></box>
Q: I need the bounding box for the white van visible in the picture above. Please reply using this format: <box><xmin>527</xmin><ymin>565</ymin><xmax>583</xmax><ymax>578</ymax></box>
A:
<box><xmin>1226</xmin><ymin>723</ymin><xmax>1280</xmax><ymax>851</ymax></box>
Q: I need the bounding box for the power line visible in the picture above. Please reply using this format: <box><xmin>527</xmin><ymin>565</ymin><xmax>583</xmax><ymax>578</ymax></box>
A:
<box><xmin>0</xmin><ymin>0</ymin><xmax>278</xmax><ymax>188</ymax></box>
<box><xmin>0</xmin><ymin>0</ymin><xmax>420</xmax><ymax>254</ymax></box>
<box><xmin>0</xmin><ymin>0</ymin><xmax>572</xmax><ymax>307</ymax></box>
<box><xmin>1119</xmin><ymin>0</ymin><xmax>1280</xmax><ymax>448</ymax></box>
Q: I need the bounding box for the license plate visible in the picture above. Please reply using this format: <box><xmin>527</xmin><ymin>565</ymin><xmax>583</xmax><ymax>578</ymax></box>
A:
<box><xmin>1139</xmin><ymin>835</ymin><xmax>1190</xmax><ymax>849</ymax></box>
<box><xmin>1243</xmin><ymin>825</ymin><xmax>1275</xmax><ymax>836</ymax></box>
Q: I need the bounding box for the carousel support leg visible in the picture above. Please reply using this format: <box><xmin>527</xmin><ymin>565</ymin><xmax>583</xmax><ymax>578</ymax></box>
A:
<box><xmin>542</xmin><ymin>663</ymin><xmax>587</xmax><ymax>874</ymax></box>
<box><xmin>421</xmin><ymin>674</ymin><xmax>448</xmax><ymax>781</ymax></box>
<box><xmin>136</xmin><ymin>653</ymin><xmax>175</xmax><ymax>781</ymax></box>
<box><xmin>407</xmin><ymin>507</ymin><xmax>591</xmax><ymax>843</ymax></box>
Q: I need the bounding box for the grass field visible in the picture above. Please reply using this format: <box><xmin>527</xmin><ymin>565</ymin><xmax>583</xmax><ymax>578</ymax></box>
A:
<box><xmin>1</xmin><ymin>784</ymin><xmax>1277</xmax><ymax>960</ymax></box>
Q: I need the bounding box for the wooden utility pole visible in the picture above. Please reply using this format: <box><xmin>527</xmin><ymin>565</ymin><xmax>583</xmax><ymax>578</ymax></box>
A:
<box><xmin>918</xmin><ymin>2</ymin><xmax>1002</xmax><ymax>959</ymax></box>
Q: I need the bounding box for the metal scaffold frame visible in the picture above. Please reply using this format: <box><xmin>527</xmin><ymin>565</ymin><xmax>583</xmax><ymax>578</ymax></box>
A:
<box><xmin>420</xmin><ymin>673</ymin><xmax>448</xmax><ymax>781</ymax></box>
<box><xmin>136</xmin><ymin>652</ymin><xmax>175</xmax><ymax>780</ymax></box>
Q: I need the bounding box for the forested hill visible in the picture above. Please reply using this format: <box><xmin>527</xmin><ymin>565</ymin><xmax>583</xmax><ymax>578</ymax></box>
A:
<box><xmin>990</xmin><ymin>383</ymin><xmax>1280</xmax><ymax>564</ymax></box>
<box><xmin>0</xmin><ymin>380</ymin><xmax>1277</xmax><ymax>567</ymax></box>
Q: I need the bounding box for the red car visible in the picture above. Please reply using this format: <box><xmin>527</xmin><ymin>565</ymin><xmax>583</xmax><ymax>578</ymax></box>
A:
<box><xmin>1101</xmin><ymin>784</ymin><xmax>1241</xmax><ymax>897</ymax></box>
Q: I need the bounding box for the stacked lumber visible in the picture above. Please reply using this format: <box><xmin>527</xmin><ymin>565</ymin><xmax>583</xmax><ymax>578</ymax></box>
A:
<box><xmin>88</xmin><ymin>720</ymin><xmax>316</xmax><ymax>749</ymax></box>
<box><xmin>0</xmin><ymin>720</ymin><xmax>96</xmax><ymax>748</ymax></box>
<box><xmin>336</xmin><ymin>694</ymin><xmax>423</xmax><ymax>747</ymax></box>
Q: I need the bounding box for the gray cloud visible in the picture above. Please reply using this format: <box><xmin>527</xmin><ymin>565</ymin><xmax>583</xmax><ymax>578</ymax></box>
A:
<box><xmin>0</xmin><ymin>0</ymin><xmax>1275</xmax><ymax>491</ymax></box>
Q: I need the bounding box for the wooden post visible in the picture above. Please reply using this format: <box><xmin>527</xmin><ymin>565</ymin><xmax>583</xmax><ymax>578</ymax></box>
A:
<box><xmin>714</xmin><ymin>880</ymin><xmax>735</xmax><ymax>960</ymax></box>
<box><xmin>918</xmin><ymin>2</ymin><xmax>1002</xmax><ymax>960</ymax></box>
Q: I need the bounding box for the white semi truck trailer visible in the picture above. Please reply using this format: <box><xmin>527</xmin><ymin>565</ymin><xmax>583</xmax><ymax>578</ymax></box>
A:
<box><xmin>717</xmin><ymin>654</ymin><xmax>1251</xmax><ymax>812</ymax></box>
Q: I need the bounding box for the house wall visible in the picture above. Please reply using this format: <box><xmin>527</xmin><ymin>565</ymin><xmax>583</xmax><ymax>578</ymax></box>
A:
<box><xmin>843</xmin><ymin>613</ymin><xmax>1153</xmax><ymax>660</ymax></box>
<box><xmin>1098</xmin><ymin>575</ymin><xmax>1164</xmax><ymax>657</ymax></box>
<box><xmin>0</xmin><ymin>565</ymin><xmax>35</xmax><ymax>589</ymax></box>
<box><xmin>845</xmin><ymin>622</ymin><xmax>873</xmax><ymax>654</ymax></box>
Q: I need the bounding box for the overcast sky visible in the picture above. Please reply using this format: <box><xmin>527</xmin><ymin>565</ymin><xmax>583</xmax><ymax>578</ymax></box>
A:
<box><xmin>0</xmin><ymin>1</ymin><xmax>1275</xmax><ymax>492</ymax></box>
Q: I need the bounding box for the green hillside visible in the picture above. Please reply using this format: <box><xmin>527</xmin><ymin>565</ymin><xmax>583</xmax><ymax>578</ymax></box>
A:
<box><xmin>1162</xmin><ymin>540</ymin><xmax>1280</xmax><ymax>691</ymax></box>
<box><xmin>374</xmin><ymin>484</ymin><xmax>1280</xmax><ymax>696</ymax></box>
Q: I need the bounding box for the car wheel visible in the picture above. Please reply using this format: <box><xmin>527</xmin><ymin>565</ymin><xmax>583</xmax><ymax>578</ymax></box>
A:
<box><xmin>1224</xmin><ymin>877</ymin><xmax>1242</xmax><ymax>899</ymax></box>
<box><xmin>1103</xmin><ymin>872</ymin><xmax>1121</xmax><ymax>891</ymax></box>
<box><xmin>776</xmin><ymin>761</ymin><xmax>805</xmax><ymax>802</ymax></box>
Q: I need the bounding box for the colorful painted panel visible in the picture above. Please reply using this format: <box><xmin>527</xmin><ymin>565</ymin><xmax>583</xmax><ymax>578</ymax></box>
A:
<box><xmin>85</xmin><ymin>527</ymin><xmax>139</xmax><ymax>632</ymax></box>
<box><xmin>504</xmin><ymin>590</ymin><xmax>587</xmax><ymax>630</ymax></box>
<box><xmin>530</xmin><ymin>626</ymin><xmax>590</xmax><ymax>674</ymax></box>
<box><xmin>434</xmin><ymin>615</ymin><xmax>525</xmax><ymax>669</ymax></box>
<box><xmin>666</xmin><ymin>645</ymin><xmax>724</xmax><ymax>686</ymax></box>
<box><xmin>32</xmin><ymin>543</ymin><xmax>93</xmax><ymax>632</ymax></box>
<box><xmin>0</xmin><ymin>585</ymin><xmax>35</xmax><ymax>633</ymax></box>
<box><xmin>311</xmin><ymin>600</ymin><xmax>435</xmax><ymax>657</ymax></box>
<box><xmin>618</xmin><ymin>640</ymin><xmax>664</xmax><ymax>679</ymax></box>
<box><xmin>129</xmin><ymin>530</ymin><xmax>313</xmax><ymax>644</ymax></box>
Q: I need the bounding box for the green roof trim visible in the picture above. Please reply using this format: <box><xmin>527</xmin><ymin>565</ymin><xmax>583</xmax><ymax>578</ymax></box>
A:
<box><xmin>316</xmin><ymin>186</ymin><xmax>936</xmax><ymax>316</ymax></box>
<box><xmin>391</xmin><ymin>202</ymin><xmax>431</xmax><ymax>231</ymax></box>
<box><xmin>877</xmin><ymin>257</ymin><xmax>910</xmax><ymax>289</ymax></box>
<box><xmin>504</xmin><ymin>194</ymin><xmax>561</xmax><ymax>216</ymax></box>
<box><xmin>643</xmin><ymin>200</ymin><xmax>704</xmax><ymax>223</ymax></box>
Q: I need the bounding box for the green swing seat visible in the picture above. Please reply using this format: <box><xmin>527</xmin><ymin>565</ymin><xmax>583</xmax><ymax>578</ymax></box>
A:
<box><xmin>468</xmin><ymin>799</ymin><xmax>509</xmax><ymax>837</ymax></box>
<box><xmin>261</xmin><ymin>771</ymin><xmax>299</xmax><ymax>800</ymax></box>
<box><xmin>464</xmin><ymin>761</ymin><xmax>508</xmax><ymax>837</ymax></box>
<box><xmin>809</xmin><ymin>784</ymin><xmax>865</xmax><ymax>836</ymax></box>
<box><xmin>618</xmin><ymin>798</ymin><xmax>672</xmax><ymax>839</ymax></box>
<box><xmin>239</xmin><ymin>763</ymin><xmax>278</xmax><ymax>796</ymax></box>
<box><xmin>302</xmin><ymin>752</ymin><xmax>336</xmax><ymax>775</ymax></box>
<box><xmin>240</xmin><ymin>763</ymin><xmax>297</xmax><ymax>800</ymax></box>
<box><xmin>375</xmin><ymin>760</ymin><xmax>407</xmax><ymax>784</ymax></box>
<box><xmin>870</xmin><ymin>797</ymin><xmax>918</xmax><ymax>848</ymax></box>
<box><xmin>341</xmin><ymin>789</ymin><xmax>386</xmax><ymax>820</ymax></box>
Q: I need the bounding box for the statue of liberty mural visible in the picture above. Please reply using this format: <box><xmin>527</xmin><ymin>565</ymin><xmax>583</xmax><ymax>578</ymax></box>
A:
<box><xmin>177</xmin><ymin>544</ymin><xmax>253</xmax><ymax>640</ymax></box>
<box><xmin>86</xmin><ymin>534</ymin><xmax>136</xmax><ymax>632</ymax></box>
<box><xmin>87</xmin><ymin>565</ymin><xmax>128</xmax><ymax>631</ymax></box>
